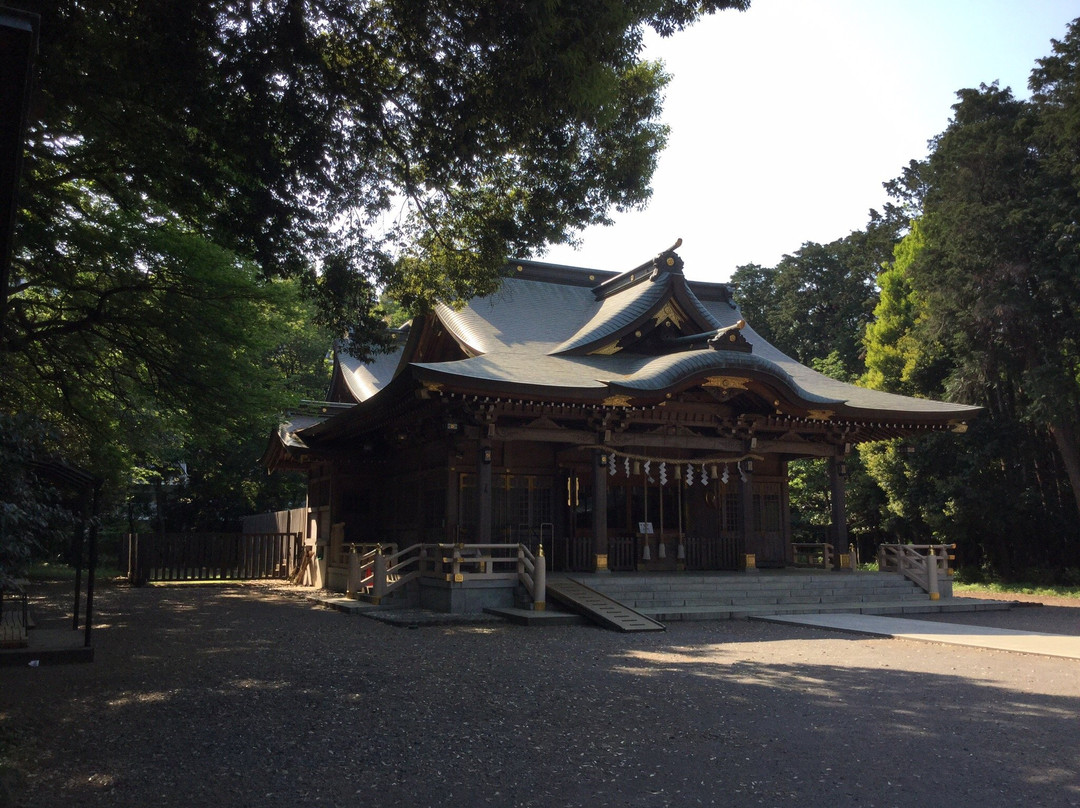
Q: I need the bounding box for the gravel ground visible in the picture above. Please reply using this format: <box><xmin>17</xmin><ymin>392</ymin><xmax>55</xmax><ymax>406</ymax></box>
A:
<box><xmin>2</xmin><ymin>581</ymin><xmax>1079</xmax><ymax>808</ymax></box>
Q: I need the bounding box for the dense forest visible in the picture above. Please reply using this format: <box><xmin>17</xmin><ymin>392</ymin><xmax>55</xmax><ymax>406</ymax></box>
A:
<box><xmin>4</xmin><ymin>4</ymin><xmax>1080</xmax><ymax>583</ymax></box>
<box><xmin>734</xmin><ymin>18</ymin><xmax>1080</xmax><ymax>582</ymax></box>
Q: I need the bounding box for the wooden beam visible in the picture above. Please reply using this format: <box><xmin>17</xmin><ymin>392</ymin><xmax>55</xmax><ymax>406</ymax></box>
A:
<box><xmin>607</xmin><ymin>432</ymin><xmax>744</xmax><ymax>452</ymax></box>
<box><xmin>754</xmin><ymin>439</ymin><xmax>843</xmax><ymax>458</ymax></box>
<box><xmin>497</xmin><ymin>421</ymin><xmax>845</xmax><ymax>457</ymax></box>
<box><xmin>494</xmin><ymin>426</ymin><xmax>596</xmax><ymax>444</ymax></box>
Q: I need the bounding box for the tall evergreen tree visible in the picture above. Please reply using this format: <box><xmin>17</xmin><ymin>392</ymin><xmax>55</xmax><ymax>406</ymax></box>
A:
<box><xmin>733</xmin><ymin>217</ymin><xmax>900</xmax><ymax>379</ymax></box>
<box><xmin>862</xmin><ymin>23</ymin><xmax>1080</xmax><ymax>576</ymax></box>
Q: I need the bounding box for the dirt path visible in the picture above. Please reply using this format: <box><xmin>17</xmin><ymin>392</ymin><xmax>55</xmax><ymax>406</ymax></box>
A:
<box><xmin>2</xmin><ymin>581</ymin><xmax>1079</xmax><ymax>807</ymax></box>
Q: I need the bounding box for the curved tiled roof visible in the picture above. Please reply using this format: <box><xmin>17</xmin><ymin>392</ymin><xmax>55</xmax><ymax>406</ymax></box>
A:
<box><xmin>330</xmin><ymin>256</ymin><xmax>980</xmax><ymax>425</ymax></box>
<box><xmin>698</xmin><ymin>302</ymin><xmax>978</xmax><ymax>418</ymax></box>
<box><xmin>435</xmin><ymin>275</ymin><xmax>598</xmax><ymax>354</ymax></box>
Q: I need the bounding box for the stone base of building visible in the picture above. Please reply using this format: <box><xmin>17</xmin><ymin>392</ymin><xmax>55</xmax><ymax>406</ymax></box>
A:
<box><xmin>417</xmin><ymin>577</ymin><xmax>520</xmax><ymax>614</ymax></box>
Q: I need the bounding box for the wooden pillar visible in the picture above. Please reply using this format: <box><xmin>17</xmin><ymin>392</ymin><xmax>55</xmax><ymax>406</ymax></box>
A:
<box><xmin>477</xmin><ymin>439</ymin><xmax>492</xmax><ymax>542</ymax></box>
<box><xmin>593</xmin><ymin>449</ymin><xmax>609</xmax><ymax>572</ymax></box>
<box><xmin>738</xmin><ymin>460</ymin><xmax>754</xmax><ymax>568</ymax></box>
<box><xmin>445</xmin><ymin>460</ymin><xmax>459</xmax><ymax>542</ymax></box>
<box><xmin>829</xmin><ymin>456</ymin><xmax>849</xmax><ymax>569</ymax></box>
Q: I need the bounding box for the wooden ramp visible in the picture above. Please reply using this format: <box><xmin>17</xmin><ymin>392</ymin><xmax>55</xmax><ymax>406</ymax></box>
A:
<box><xmin>546</xmin><ymin>578</ymin><xmax>665</xmax><ymax>632</ymax></box>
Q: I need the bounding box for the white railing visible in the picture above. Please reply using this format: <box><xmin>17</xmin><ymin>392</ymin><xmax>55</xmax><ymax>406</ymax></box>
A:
<box><xmin>347</xmin><ymin>542</ymin><xmax>546</xmax><ymax>610</ymax></box>
<box><xmin>517</xmin><ymin>543</ymin><xmax>546</xmax><ymax>611</ymax></box>
<box><xmin>345</xmin><ymin>543</ymin><xmax>398</xmax><ymax>598</ymax></box>
<box><xmin>877</xmin><ymin>543</ymin><xmax>954</xmax><ymax>599</ymax></box>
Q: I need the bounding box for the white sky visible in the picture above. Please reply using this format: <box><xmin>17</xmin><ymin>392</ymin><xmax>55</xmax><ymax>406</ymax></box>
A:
<box><xmin>538</xmin><ymin>0</ymin><xmax>1079</xmax><ymax>282</ymax></box>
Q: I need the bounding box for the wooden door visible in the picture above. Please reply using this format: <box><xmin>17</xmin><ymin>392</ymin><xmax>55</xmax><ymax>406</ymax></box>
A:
<box><xmin>749</xmin><ymin>481</ymin><xmax>786</xmax><ymax>567</ymax></box>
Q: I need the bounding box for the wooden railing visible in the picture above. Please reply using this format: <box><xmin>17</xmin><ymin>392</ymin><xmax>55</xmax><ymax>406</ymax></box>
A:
<box><xmin>347</xmin><ymin>542</ymin><xmax>546</xmax><ymax>610</ymax></box>
<box><xmin>877</xmin><ymin>543</ymin><xmax>954</xmax><ymax>599</ymax></box>
<box><xmin>560</xmin><ymin>535</ymin><xmax>594</xmax><ymax>572</ymax></box>
<box><xmin>791</xmin><ymin>542</ymin><xmax>834</xmax><ymax>569</ymax></box>
<box><xmin>608</xmin><ymin>536</ymin><xmax>637</xmax><ymax>571</ymax></box>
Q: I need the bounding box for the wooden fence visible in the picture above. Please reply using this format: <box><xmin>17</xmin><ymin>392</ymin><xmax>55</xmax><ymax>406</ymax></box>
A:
<box><xmin>127</xmin><ymin>532</ymin><xmax>303</xmax><ymax>584</ymax></box>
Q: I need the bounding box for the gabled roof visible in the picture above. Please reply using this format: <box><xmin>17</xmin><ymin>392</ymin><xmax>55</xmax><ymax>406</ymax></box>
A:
<box><xmin>553</xmin><ymin>242</ymin><xmax>726</xmax><ymax>356</ymax></box>
<box><xmin>269</xmin><ymin>245</ymin><xmax>979</xmax><ymax>461</ymax></box>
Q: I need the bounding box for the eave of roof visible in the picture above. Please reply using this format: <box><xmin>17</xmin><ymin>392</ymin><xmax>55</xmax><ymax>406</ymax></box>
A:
<box><xmin>259</xmin><ymin>405</ymin><xmax>353</xmax><ymax>471</ymax></box>
<box><xmin>268</xmin><ymin>250</ymin><xmax>980</xmax><ymax>461</ymax></box>
<box><xmin>409</xmin><ymin>348</ymin><xmax>980</xmax><ymax>423</ymax></box>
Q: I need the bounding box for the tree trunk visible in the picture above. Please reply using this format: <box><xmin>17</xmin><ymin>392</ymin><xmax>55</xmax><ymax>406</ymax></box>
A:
<box><xmin>1048</xmin><ymin>419</ymin><xmax>1080</xmax><ymax>519</ymax></box>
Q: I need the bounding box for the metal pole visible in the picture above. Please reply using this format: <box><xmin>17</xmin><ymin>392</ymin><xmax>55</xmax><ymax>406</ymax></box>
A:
<box><xmin>84</xmin><ymin>481</ymin><xmax>101</xmax><ymax>648</ymax></box>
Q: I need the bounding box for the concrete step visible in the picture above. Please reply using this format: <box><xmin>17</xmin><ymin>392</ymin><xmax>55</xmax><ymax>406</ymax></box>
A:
<box><xmin>565</xmin><ymin>571</ymin><xmax>940</xmax><ymax>614</ymax></box>
<box><xmin>636</xmin><ymin>597</ymin><xmax>1014</xmax><ymax>623</ymax></box>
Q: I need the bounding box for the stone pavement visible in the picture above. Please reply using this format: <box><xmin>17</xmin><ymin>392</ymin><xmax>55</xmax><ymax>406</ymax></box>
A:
<box><xmin>756</xmin><ymin>612</ymin><xmax>1080</xmax><ymax>659</ymax></box>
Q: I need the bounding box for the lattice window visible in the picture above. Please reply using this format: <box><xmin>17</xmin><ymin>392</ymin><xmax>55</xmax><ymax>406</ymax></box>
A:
<box><xmin>722</xmin><ymin>488</ymin><xmax>739</xmax><ymax>534</ymax></box>
<box><xmin>496</xmin><ymin>475</ymin><xmax>554</xmax><ymax>541</ymax></box>
<box><xmin>754</xmin><ymin>482</ymin><xmax>782</xmax><ymax>533</ymax></box>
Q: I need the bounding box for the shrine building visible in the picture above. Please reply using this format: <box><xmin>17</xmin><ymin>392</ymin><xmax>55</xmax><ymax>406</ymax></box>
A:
<box><xmin>262</xmin><ymin>243</ymin><xmax>978</xmax><ymax>599</ymax></box>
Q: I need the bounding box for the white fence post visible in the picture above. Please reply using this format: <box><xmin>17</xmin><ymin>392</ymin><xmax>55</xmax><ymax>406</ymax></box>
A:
<box><xmin>372</xmin><ymin>545</ymin><xmax>387</xmax><ymax>604</ymax></box>
<box><xmin>346</xmin><ymin>546</ymin><xmax>359</xmax><ymax>598</ymax></box>
<box><xmin>927</xmin><ymin>546</ymin><xmax>940</xmax><ymax>600</ymax></box>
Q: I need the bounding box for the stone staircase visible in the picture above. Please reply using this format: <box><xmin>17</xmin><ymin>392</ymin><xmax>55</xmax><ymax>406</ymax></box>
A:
<box><xmin>557</xmin><ymin>570</ymin><xmax>1008</xmax><ymax>622</ymax></box>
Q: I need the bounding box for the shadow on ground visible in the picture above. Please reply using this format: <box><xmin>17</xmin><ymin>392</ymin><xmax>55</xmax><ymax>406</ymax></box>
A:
<box><xmin>2</xmin><ymin>582</ymin><xmax>1078</xmax><ymax>807</ymax></box>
